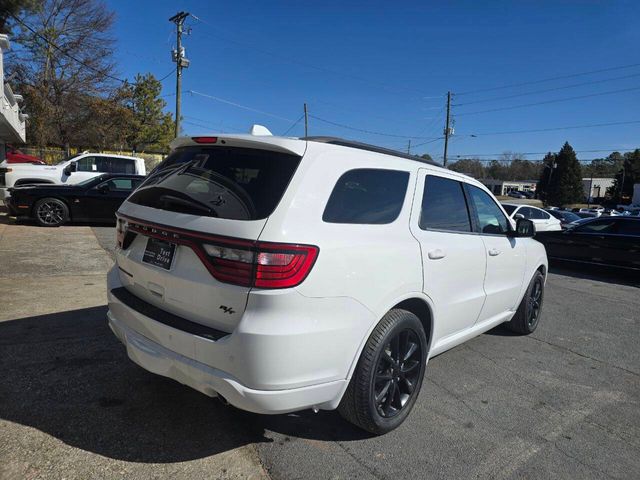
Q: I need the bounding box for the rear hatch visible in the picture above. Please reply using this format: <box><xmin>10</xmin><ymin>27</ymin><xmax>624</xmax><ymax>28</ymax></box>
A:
<box><xmin>115</xmin><ymin>139</ymin><xmax>306</xmax><ymax>332</ymax></box>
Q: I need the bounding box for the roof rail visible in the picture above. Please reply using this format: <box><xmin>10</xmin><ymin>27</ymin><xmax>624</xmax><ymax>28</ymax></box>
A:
<box><xmin>301</xmin><ymin>136</ymin><xmax>442</xmax><ymax>167</ymax></box>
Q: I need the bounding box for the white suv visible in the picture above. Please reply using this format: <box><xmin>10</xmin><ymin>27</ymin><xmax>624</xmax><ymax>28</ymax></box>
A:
<box><xmin>107</xmin><ymin>131</ymin><xmax>547</xmax><ymax>434</ymax></box>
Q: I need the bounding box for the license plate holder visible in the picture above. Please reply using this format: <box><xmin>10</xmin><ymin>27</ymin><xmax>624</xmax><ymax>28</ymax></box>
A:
<box><xmin>142</xmin><ymin>237</ymin><xmax>176</xmax><ymax>270</ymax></box>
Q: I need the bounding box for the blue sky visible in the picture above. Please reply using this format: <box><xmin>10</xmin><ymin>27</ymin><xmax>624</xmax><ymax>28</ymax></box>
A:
<box><xmin>107</xmin><ymin>0</ymin><xmax>639</xmax><ymax>162</ymax></box>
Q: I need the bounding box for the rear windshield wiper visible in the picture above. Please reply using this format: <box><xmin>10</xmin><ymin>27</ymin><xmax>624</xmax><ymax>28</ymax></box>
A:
<box><xmin>158</xmin><ymin>194</ymin><xmax>218</xmax><ymax>217</ymax></box>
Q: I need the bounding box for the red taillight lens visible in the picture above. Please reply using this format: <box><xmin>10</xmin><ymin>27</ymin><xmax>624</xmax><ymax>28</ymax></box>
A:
<box><xmin>202</xmin><ymin>241</ymin><xmax>318</xmax><ymax>289</ymax></box>
<box><xmin>192</xmin><ymin>136</ymin><xmax>218</xmax><ymax>144</ymax></box>
<box><xmin>123</xmin><ymin>217</ymin><xmax>318</xmax><ymax>289</ymax></box>
<box><xmin>254</xmin><ymin>243</ymin><xmax>319</xmax><ymax>289</ymax></box>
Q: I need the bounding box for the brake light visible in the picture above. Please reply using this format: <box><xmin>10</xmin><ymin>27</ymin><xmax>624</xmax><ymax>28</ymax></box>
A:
<box><xmin>192</xmin><ymin>136</ymin><xmax>218</xmax><ymax>144</ymax></box>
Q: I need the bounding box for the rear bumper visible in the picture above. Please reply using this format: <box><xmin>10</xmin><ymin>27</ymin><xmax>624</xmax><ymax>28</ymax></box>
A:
<box><xmin>108</xmin><ymin>312</ymin><xmax>346</xmax><ymax>414</ymax></box>
<box><xmin>0</xmin><ymin>187</ymin><xmax>9</xmax><ymax>201</ymax></box>
<box><xmin>107</xmin><ymin>265</ymin><xmax>374</xmax><ymax>414</ymax></box>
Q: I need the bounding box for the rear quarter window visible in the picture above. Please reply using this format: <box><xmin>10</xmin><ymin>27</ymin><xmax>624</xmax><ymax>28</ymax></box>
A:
<box><xmin>323</xmin><ymin>168</ymin><xmax>409</xmax><ymax>224</ymax></box>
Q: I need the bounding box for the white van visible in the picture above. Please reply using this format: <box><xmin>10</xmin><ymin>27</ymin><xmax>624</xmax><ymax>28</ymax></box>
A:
<box><xmin>107</xmin><ymin>130</ymin><xmax>547</xmax><ymax>434</ymax></box>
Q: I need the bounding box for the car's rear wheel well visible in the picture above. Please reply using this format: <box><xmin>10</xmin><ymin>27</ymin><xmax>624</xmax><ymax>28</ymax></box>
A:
<box><xmin>392</xmin><ymin>298</ymin><xmax>433</xmax><ymax>349</ymax></box>
<box><xmin>537</xmin><ymin>264</ymin><xmax>546</xmax><ymax>278</ymax></box>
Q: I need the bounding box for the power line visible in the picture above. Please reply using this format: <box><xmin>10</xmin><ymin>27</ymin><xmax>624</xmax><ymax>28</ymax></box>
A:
<box><xmin>456</xmin><ymin>61</ymin><xmax>640</xmax><ymax>96</ymax></box>
<box><xmin>157</xmin><ymin>69</ymin><xmax>176</xmax><ymax>83</ymax></box>
<box><xmin>459</xmin><ymin>119</ymin><xmax>640</xmax><ymax>137</ymax></box>
<box><xmin>412</xmin><ymin>137</ymin><xmax>445</xmax><ymax>148</ymax></box>
<box><xmin>455</xmin><ymin>86</ymin><xmax>640</xmax><ymax>116</ymax></box>
<box><xmin>188</xmin><ymin>90</ymin><xmax>295</xmax><ymax>123</ymax></box>
<box><xmin>189</xmin><ymin>15</ymin><xmax>443</xmax><ymax>100</ymax></box>
<box><xmin>10</xmin><ymin>13</ymin><xmax>129</xmax><ymax>84</ymax></box>
<box><xmin>10</xmin><ymin>13</ymin><xmax>175</xmax><ymax>87</ymax></box>
<box><xmin>455</xmin><ymin>72</ymin><xmax>640</xmax><ymax>106</ymax></box>
<box><xmin>446</xmin><ymin>147</ymin><xmax>637</xmax><ymax>157</ymax></box>
<box><xmin>282</xmin><ymin>114</ymin><xmax>305</xmax><ymax>136</ymax></box>
<box><xmin>309</xmin><ymin>114</ymin><xmax>441</xmax><ymax>140</ymax></box>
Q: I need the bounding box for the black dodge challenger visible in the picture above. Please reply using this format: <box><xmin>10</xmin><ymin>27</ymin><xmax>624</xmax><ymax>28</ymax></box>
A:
<box><xmin>535</xmin><ymin>216</ymin><xmax>640</xmax><ymax>271</ymax></box>
<box><xmin>6</xmin><ymin>174</ymin><xmax>145</xmax><ymax>226</ymax></box>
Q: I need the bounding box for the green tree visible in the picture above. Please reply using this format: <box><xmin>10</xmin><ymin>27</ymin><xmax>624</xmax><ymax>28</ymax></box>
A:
<box><xmin>448</xmin><ymin>158</ymin><xmax>485</xmax><ymax>178</ymax></box>
<box><xmin>536</xmin><ymin>152</ymin><xmax>556</xmax><ymax>203</ymax></box>
<box><xmin>583</xmin><ymin>152</ymin><xmax>623</xmax><ymax>178</ymax></box>
<box><xmin>420</xmin><ymin>153</ymin><xmax>434</xmax><ymax>162</ymax></box>
<box><xmin>0</xmin><ymin>0</ymin><xmax>40</xmax><ymax>34</ymax></box>
<box><xmin>545</xmin><ymin>142</ymin><xmax>584</xmax><ymax>206</ymax></box>
<box><xmin>610</xmin><ymin>149</ymin><xmax>640</xmax><ymax>202</ymax></box>
<box><xmin>122</xmin><ymin>73</ymin><xmax>175</xmax><ymax>152</ymax></box>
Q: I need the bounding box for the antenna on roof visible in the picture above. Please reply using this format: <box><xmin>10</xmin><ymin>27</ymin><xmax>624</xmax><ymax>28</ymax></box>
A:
<box><xmin>249</xmin><ymin>124</ymin><xmax>273</xmax><ymax>136</ymax></box>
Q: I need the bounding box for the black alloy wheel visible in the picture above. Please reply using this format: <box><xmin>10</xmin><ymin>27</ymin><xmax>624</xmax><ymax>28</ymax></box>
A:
<box><xmin>374</xmin><ymin>329</ymin><xmax>423</xmax><ymax>418</ymax></box>
<box><xmin>338</xmin><ymin>309</ymin><xmax>427</xmax><ymax>435</ymax></box>
<box><xmin>507</xmin><ymin>270</ymin><xmax>545</xmax><ymax>335</ymax></box>
<box><xmin>34</xmin><ymin>198</ymin><xmax>69</xmax><ymax>227</ymax></box>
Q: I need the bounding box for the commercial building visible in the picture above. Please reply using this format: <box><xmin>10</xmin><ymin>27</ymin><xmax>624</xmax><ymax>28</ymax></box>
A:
<box><xmin>479</xmin><ymin>179</ymin><xmax>537</xmax><ymax>196</ymax></box>
<box><xmin>582</xmin><ymin>177</ymin><xmax>615</xmax><ymax>201</ymax></box>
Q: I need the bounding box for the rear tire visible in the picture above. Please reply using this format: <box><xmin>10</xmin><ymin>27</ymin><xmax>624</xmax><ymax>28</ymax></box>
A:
<box><xmin>34</xmin><ymin>198</ymin><xmax>69</xmax><ymax>227</ymax></box>
<box><xmin>506</xmin><ymin>270</ymin><xmax>545</xmax><ymax>334</ymax></box>
<box><xmin>338</xmin><ymin>309</ymin><xmax>427</xmax><ymax>435</ymax></box>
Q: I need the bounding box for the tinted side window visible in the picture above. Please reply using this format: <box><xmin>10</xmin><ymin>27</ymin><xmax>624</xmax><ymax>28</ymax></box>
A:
<box><xmin>76</xmin><ymin>156</ymin><xmax>96</xmax><ymax>172</ymax></box>
<box><xmin>420</xmin><ymin>176</ymin><xmax>471</xmax><ymax>232</ymax></box>
<box><xmin>323</xmin><ymin>169</ymin><xmax>409</xmax><ymax>224</ymax></box>
<box><xmin>518</xmin><ymin>206</ymin><xmax>534</xmax><ymax>219</ymax></box>
<box><xmin>575</xmin><ymin>219</ymin><xmax>616</xmax><ymax>233</ymax></box>
<box><xmin>616</xmin><ymin>220</ymin><xmax>640</xmax><ymax>235</ymax></box>
<box><xmin>100</xmin><ymin>178</ymin><xmax>140</xmax><ymax>191</ymax></box>
<box><xmin>530</xmin><ymin>208</ymin><xmax>549</xmax><ymax>220</ymax></box>
<box><xmin>95</xmin><ymin>157</ymin><xmax>136</xmax><ymax>174</ymax></box>
<box><xmin>467</xmin><ymin>185</ymin><xmax>510</xmax><ymax>235</ymax></box>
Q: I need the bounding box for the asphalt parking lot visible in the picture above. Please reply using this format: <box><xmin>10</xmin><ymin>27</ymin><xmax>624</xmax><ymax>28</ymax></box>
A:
<box><xmin>2</xmin><ymin>216</ymin><xmax>639</xmax><ymax>479</ymax></box>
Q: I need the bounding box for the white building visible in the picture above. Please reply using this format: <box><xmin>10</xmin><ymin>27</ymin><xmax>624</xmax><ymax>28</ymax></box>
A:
<box><xmin>480</xmin><ymin>179</ymin><xmax>537</xmax><ymax>196</ymax></box>
<box><xmin>0</xmin><ymin>34</ymin><xmax>27</xmax><ymax>160</ymax></box>
<box><xmin>582</xmin><ymin>177</ymin><xmax>614</xmax><ymax>201</ymax></box>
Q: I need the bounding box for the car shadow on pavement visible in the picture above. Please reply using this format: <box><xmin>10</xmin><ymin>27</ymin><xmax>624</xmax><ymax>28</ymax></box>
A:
<box><xmin>0</xmin><ymin>306</ymin><xmax>370</xmax><ymax>463</ymax></box>
<box><xmin>549</xmin><ymin>263</ymin><xmax>640</xmax><ymax>288</ymax></box>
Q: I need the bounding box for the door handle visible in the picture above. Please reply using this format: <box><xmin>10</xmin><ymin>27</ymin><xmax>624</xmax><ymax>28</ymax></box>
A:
<box><xmin>427</xmin><ymin>249</ymin><xmax>446</xmax><ymax>260</ymax></box>
<box><xmin>488</xmin><ymin>248</ymin><xmax>501</xmax><ymax>256</ymax></box>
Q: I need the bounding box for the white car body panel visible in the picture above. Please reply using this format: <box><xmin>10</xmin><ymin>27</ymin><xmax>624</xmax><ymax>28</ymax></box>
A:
<box><xmin>107</xmin><ymin>133</ymin><xmax>548</xmax><ymax>414</ymax></box>
<box><xmin>503</xmin><ymin>203</ymin><xmax>562</xmax><ymax>232</ymax></box>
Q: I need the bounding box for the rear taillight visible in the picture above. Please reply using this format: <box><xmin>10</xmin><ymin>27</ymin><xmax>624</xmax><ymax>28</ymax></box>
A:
<box><xmin>202</xmin><ymin>241</ymin><xmax>319</xmax><ymax>289</ymax></box>
<box><xmin>124</xmin><ymin>217</ymin><xmax>318</xmax><ymax>289</ymax></box>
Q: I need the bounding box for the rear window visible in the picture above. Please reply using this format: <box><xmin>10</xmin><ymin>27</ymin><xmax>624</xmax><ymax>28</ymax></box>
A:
<box><xmin>129</xmin><ymin>147</ymin><xmax>301</xmax><ymax>220</ymax></box>
<box><xmin>323</xmin><ymin>168</ymin><xmax>409</xmax><ymax>224</ymax></box>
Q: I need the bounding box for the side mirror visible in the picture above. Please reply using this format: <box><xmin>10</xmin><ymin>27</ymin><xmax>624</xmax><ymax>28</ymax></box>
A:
<box><xmin>514</xmin><ymin>213</ymin><xmax>525</xmax><ymax>220</ymax></box>
<box><xmin>510</xmin><ymin>218</ymin><xmax>535</xmax><ymax>238</ymax></box>
<box><xmin>63</xmin><ymin>161</ymin><xmax>77</xmax><ymax>176</ymax></box>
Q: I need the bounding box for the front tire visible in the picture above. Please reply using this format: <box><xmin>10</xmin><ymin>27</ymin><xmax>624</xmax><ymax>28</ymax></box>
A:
<box><xmin>338</xmin><ymin>309</ymin><xmax>427</xmax><ymax>435</ymax></box>
<box><xmin>34</xmin><ymin>198</ymin><xmax>70</xmax><ymax>227</ymax></box>
<box><xmin>506</xmin><ymin>270</ymin><xmax>545</xmax><ymax>334</ymax></box>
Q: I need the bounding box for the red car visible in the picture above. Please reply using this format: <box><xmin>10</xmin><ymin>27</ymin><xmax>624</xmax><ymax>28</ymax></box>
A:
<box><xmin>5</xmin><ymin>145</ymin><xmax>45</xmax><ymax>165</ymax></box>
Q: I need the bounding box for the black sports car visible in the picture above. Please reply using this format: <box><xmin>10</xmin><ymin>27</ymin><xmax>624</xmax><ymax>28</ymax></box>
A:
<box><xmin>536</xmin><ymin>217</ymin><xmax>640</xmax><ymax>271</ymax></box>
<box><xmin>7</xmin><ymin>174</ymin><xmax>145</xmax><ymax>226</ymax></box>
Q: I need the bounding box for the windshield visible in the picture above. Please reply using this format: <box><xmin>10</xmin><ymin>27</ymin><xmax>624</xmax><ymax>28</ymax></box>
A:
<box><xmin>502</xmin><ymin>204</ymin><xmax>517</xmax><ymax>215</ymax></box>
<box><xmin>56</xmin><ymin>153</ymin><xmax>84</xmax><ymax>165</ymax></box>
<box><xmin>129</xmin><ymin>146</ymin><xmax>301</xmax><ymax>220</ymax></box>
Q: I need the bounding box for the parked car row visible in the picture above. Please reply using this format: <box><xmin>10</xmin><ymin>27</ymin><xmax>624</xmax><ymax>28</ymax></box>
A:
<box><xmin>1</xmin><ymin>152</ymin><xmax>147</xmax><ymax>226</ymax></box>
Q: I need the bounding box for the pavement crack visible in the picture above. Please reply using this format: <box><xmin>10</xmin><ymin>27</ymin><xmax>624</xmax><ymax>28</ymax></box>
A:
<box><xmin>551</xmin><ymin>441</ymin><xmax>617</xmax><ymax>479</ymax></box>
<box><xmin>528</xmin><ymin>335</ymin><xmax>640</xmax><ymax>377</ymax></box>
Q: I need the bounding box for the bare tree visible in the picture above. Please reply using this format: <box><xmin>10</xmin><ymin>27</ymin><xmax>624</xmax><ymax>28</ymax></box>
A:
<box><xmin>7</xmin><ymin>0</ymin><xmax>117</xmax><ymax>154</ymax></box>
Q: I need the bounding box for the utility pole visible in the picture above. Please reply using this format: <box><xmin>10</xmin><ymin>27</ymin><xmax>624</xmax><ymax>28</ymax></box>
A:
<box><xmin>443</xmin><ymin>91</ymin><xmax>452</xmax><ymax>167</ymax></box>
<box><xmin>170</xmin><ymin>11</ymin><xmax>190</xmax><ymax>138</ymax></box>
<box><xmin>303</xmin><ymin>103</ymin><xmax>308</xmax><ymax>137</ymax></box>
<box><xmin>407</xmin><ymin>139</ymin><xmax>411</xmax><ymax>155</ymax></box>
